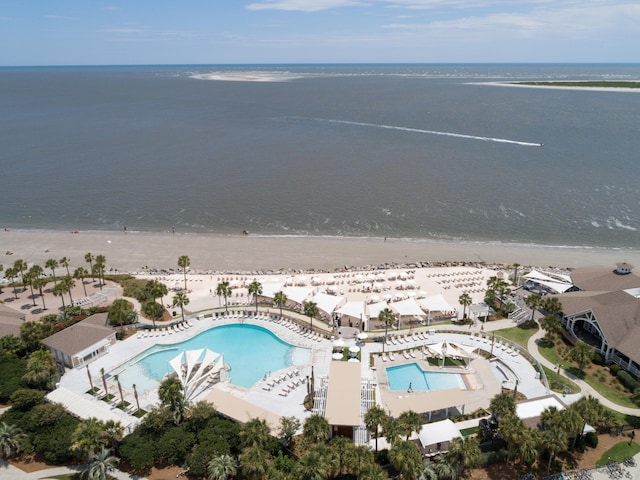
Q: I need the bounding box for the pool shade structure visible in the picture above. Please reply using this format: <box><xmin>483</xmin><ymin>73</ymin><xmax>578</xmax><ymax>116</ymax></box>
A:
<box><xmin>418</xmin><ymin>419</ymin><xmax>462</xmax><ymax>455</ymax></box>
<box><xmin>423</xmin><ymin>341</ymin><xmax>477</xmax><ymax>369</ymax></box>
<box><xmin>323</xmin><ymin>361</ymin><xmax>362</xmax><ymax>440</ymax></box>
<box><xmin>169</xmin><ymin>348</ymin><xmax>225</xmax><ymax>400</ymax></box>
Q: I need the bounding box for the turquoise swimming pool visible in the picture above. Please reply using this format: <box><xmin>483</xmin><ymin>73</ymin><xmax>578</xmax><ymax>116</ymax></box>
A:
<box><xmin>115</xmin><ymin>324</ymin><xmax>310</xmax><ymax>393</ymax></box>
<box><xmin>386</xmin><ymin>363</ymin><xmax>467</xmax><ymax>391</ymax></box>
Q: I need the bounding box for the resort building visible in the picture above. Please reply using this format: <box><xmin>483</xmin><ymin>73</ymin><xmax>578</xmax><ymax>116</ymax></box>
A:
<box><xmin>0</xmin><ymin>303</ymin><xmax>25</xmax><ymax>338</ymax></box>
<box><xmin>555</xmin><ymin>263</ymin><xmax>640</xmax><ymax>375</ymax></box>
<box><xmin>41</xmin><ymin>313</ymin><xmax>117</xmax><ymax>369</ymax></box>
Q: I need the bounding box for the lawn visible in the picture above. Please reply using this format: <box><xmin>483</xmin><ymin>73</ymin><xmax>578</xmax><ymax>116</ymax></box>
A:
<box><xmin>493</xmin><ymin>324</ymin><xmax>539</xmax><ymax>348</ymax></box>
<box><xmin>542</xmin><ymin>364</ymin><xmax>581</xmax><ymax>394</ymax></box>
<box><xmin>596</xmin><ymin>441</ymin><xmax>640</xmax><ymax>466</ymax></box>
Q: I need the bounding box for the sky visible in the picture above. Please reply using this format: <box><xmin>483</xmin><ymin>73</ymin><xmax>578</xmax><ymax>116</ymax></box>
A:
<box><xmin>1</xmin><ymin>1</ymin><xmax>640</xmax><ymax>66</ymax></box>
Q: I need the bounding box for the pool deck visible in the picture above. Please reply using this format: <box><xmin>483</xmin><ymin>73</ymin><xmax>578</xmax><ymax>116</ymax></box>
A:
<box><xmin>53</xmin><ymin>306</ymin><xmax>549</xmax><ymax>435</ymax></box>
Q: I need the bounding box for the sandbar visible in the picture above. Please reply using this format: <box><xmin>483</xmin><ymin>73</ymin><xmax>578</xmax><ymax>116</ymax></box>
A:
<box><xmin>478</xmin><ymin>82</ymin><xmax>640</xmax><ymax>93</ymax></box>
<box><xmin>2</xmin><ymin>230</ymin><xmax>638</xmax><ymax>273</ymax></box>
<box><xmin>191</xmin><ymin>72</ymin><xmax>303</xmax><ymax>82</ymax></box>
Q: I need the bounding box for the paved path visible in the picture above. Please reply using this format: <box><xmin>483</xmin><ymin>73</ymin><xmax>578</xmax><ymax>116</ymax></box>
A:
<box><xmin>0</xmin><ymin>460</ymin><xmax>146</xmax><ymax>480</ymax></box>
<box><xmin>526</xmin><ymin>327</ymin><xmax>640</xmax><ymax>416</ymax></box>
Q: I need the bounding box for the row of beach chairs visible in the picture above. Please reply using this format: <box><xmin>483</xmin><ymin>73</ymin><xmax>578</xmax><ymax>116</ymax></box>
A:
<box><xmin>137</xmin><ymin>320</ymin><xmax>194</xmax><ymax>338</ymax></box>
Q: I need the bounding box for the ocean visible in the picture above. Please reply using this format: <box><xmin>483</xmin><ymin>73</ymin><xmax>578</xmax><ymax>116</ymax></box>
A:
<box><xmin>1</xmin><ymin>64</ymin><xmax>639</xmax><ymax>249</ymax></box>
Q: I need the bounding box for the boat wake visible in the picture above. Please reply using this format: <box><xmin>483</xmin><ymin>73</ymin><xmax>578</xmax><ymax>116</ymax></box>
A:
<box><xmin>308</xmin><ymin>118</ymin><xmax>543</xmax><ymax>147</ymax></box>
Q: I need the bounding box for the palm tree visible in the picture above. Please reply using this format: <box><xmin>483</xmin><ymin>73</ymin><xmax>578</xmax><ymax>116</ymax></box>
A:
<box><xmin>397</xmin><ymin>410</ymin><xmax>423</xmax><ymax>441</ymax></box>
<box><xmin>498</xmin><ymin>412</ymin><xmax>524</xmax><ymax>465</ymax></box>
<box><xmin>512</xmin><ymin>262</ymin><xmax>521</xmax><ymax>286</ymax></box>
<box><xmin>458</xmin><ymin>292</ymin><xmax>472</xmax><ymax>319</ymax></box>
<box><xmin>173</xmin><ymin>291</ymin><xmax>190</xmax><ymax>321</ymax></box>
<box><xmin>12</xmin><ymin>259</ymin><xmax>27</xmax><ymax>289</ymax></box>
<box><xmin>273</xmin><ymin>291</ymin><xmax>288</xmax><ymax>317</ymax></box>
<box><xmin>178</xmin><ymin>255</ymin><xmax>190</xmax><ymax>292</ymax></box>
<box><xmin>60</xmin><ymin>256</ymin><xmax>71</xmax><ymax>276</ymax></box>
<box><xmin>74</xmin><ymin>267</ymin><xmax>89</xmax><ymax>297</ymax></box>
<box><xmin>240</xmin><ymin>445</ymin><xmax>270</xmax><ymax>480</ymax></box>
<box><xmin>419</xmin><ymin>459</ymin><xmax>438</xmax><ymax>480</ymax></box>
<box><xmin>525</xmin><ymin>293</ymin><xmax>542</xmax><ymax>322</ymax></box>
<box><xmin>567</xmin><ymin>340</ymin><xmax>594</xmax><ymax>372</ymax></box>
<box><xmin>53</xmin><ymin>281</ymin><xmax>66</xmax><ymax>309</ymax></box>
<box><xmin>432</xmin><ymin>454</ymin><xmax>457</xmax><ymax>479</ymax></box>
<box><xmin>22</xmin><ymin>349</ymin><xmax>57</xmax><ymax>390</ymax></box>
<box><xmin>132</xmin><ymin>384</ymin><xmax>140</xmax><ymax>412</ymax></box>
<box><xmin>0</xmin><ymin>422</ymin><xmax>27</xmax><ymax>459</ymax></box>
<box><xmin>95</xmin><ymin>255</ymin><xmax>107</xmax><ymax>288</ymax></box>
<box><xmin>102</xmin><ymin>420</ymin><xmax>124</xmax><ymax>450</ymax></box>
<box><xmin>208</xmin><ymin>453</ymin><xmax>238</xmax><ymax>480</ymax></box>
<box><xmin>379</xmin><ymin>307</ymin><xmax>396</xmax><ymax>353</ymax></box>
<box><xmin>543</xmin><ymin>296</ymin><xmax>563</xmax><ymax>316</ymax></box>
<box><xmin>216</xmin><ymin>281</ymin><xmax>232</xmax><ymax>314</ymax></box>
<box><xmin>45</xmin><ymin>258</ymin><xmax>59</xmax><ymax>285</ymax></box>
<box><xmin>24</xmin><ymin>270</ymin><xmax>37</xmax><ymax>306</ymax></box>
<box><xmin>346</xmin><ymin>445</ymin><xmax>374</xmax><ymax>478</ymax></box>
<box><xmin>248</xmin><ymin>279</ymin><xmax>263</xmax><ymax>314</ymax></box>
<box><xmin>364</xmin><ymin>404</ymin><xmax>388</xmax><ymax>452</ymax></box>
<box><xmin>543</xmin><ymin>427</ymin><xmax>568</xmax><ymax>474</ymax></box>
<box><xmin>62</xmin><ymin>275</ymin><xmax>76</xmax><ymax>306</ymax></box>
<box><xmin>448</xmin><ymin>435</ymin><xmax>482</xmax><ymax>474</ymax></box>
<box><xmin>85</xmin><ymin>252</ymin><xmax>95</xmax><ymax>281</ymax></box>
<box><xmin>4</xmin><ymin>267</ymin><xmax>18</xmax><ymax>299</ymax></box>
<box><xmin>80</xmin><ymin>446</ymin><xmax>119</xmax><ymax>480</ymax></box>
<box><xmin>100</xmin><ymin>368</ymin><xmax>109</xmax><ymax>400</ymax></box>
<box><xmin>32</xmin><ymin>276</ymin><xmax>48</xmax><ymax>310</ymax></box>
<box><xmin>572</xmin><ymin>395</ymin><xmax>603</xmax><ymax>444</ymax></box>
<box><xmin>158</xmin><ymin>375</ymin><xmax>186</xmax><ymax>425</ymax></box>
<box><xmin>241</xmin><ymin>417</ymin><xmax>272</xmax><ymax>450</ymax></box>
<box><xmin>518</xmin><ymin>428</ymin><xmax>540</xmax><ymax>467</ymax></box>
<box><xmin>0</xmin><ymin>263</ymin><xmax>3</xmax><ymax>294</ymax></box>
<box><xmin>277</xmin><ymin>416</ymin><xmax>301</xmax><ymax>450</ymax></box>
<box><xmin>72</xmin><ymin>418</ymin><xmax>108</xmax><ymax>461</ymax></box>
<box><xmin>114</xmin><ymin>375</ymin><xmax>125</xmax><ymax>409</ymax></box>
<box><xmin>303</xmin><ymin>301</ymin><xmax>319</xmax><ymax>333</ymax></box>
<box><xmin>303</xmin><ymin>414</ymin><xmax>330</xmax><ymax>444</ymax></box>
<box><xmin>389</xmin><ymin>439</ymin><xmax>422</xmax><ymax>480</ymax></box>
<box><xmin>298</xmin><ymin>448</ymin><xmax>329</xmax><ymax>480</ymax></box>
<box><xmin>489</xmin><ymin>391</ymin><xmax>516</xmax><ymax>421</ymax></box>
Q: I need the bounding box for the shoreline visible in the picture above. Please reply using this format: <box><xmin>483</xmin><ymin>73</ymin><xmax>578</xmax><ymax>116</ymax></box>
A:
<box><xmin>2</xmin><ymin>229</ymin><xmax>639</xmax><ymax>273</ymax></box>
<box><xmin>478</xmin><ymin>81</ymin><xmax>640</xmax><ymax>93</ymax></box>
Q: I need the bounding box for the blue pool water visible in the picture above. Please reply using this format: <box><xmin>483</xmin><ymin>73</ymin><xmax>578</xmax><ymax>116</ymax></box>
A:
<box><xmin>115</xmin><ymin>324</ymin><xmax>310</xmax><ymax>393</ymax></box>
<box><xmin>387</xmin><ymin>363</ymin><xmax>467</xmax><ymax>391</ymax></box>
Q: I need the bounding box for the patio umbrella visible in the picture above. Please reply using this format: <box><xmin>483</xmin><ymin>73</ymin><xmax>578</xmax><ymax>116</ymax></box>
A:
<box><xmin>349</xmin><ymin>345</ymin><xmax>361</xmax><ymax>353</ymax></box>
<box><xmin>357</xmin><ymin>332</ymin><xmax>369</xmax><ymax>340</ymax></box>
<box><xmin>332</xmin><ymin>352</ymin><xmax>343</xmax><ymax>360</ymax></box>
<box><xmin>333</xmin><ymin>338</ymin><xmax>345</xmax><ymax>347</ymax></box>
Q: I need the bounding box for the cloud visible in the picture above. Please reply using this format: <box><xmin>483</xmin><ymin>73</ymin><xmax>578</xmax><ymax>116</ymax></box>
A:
<box><xmin>45</xmin><ymin>14</ymin><xmax>80</xmax><ymax>21</ymax></box>
<box><xmin>246</xmin><ymin>0</ymin><xmax>368</xmax><ymax>12</ymax></box>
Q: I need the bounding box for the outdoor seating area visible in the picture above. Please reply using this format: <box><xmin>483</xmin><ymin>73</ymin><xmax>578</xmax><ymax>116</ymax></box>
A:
<box><xmin>260</xmin><ymin>368</ymin><xmax>306</xmax><ymax>396</ymax></box>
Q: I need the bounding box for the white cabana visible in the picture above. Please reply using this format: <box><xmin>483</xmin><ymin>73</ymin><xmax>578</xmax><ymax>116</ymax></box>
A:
<box><xmin>311</xmin><ymin>292</ymin><xmax>347</xmax><ymax>317</ymax></box>
<box><xmin>259</xmin><ymin>282</ymin><xmax>286</xmax><ymax>299</ymax></box>
<box><xmin>283</xmin><ymin>286</ymin><xmax>314</xmax><ymax>305</ymax></box>
<box><xmin>418</xmin><ymin>419</ymin><xmax>462</xmax><ymax>452</ymax></box>
<box><xmin>336</xmin><ymin>301</ymin><xmax>367</xmax><ymax>320</ymax></box>
<box><xmin>419</xmin><ymin>294</ymin><xmax>453</xmax><ymax>313</ymax></box>
<box><xmin>367</xmin><ymin>301</ymin><xmax>395</xmax><ymax>319</ymax></box>
<box><xmin>390</xmin><ymin>298</ymin><xmax>425</xmax><ymax>318</ymax></box>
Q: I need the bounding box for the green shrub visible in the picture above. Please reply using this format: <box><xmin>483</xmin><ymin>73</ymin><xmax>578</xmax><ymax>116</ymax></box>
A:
<box><xmin>592</xmin><ymin>352</ymin><xmax>605</xmax><ymax>366</ymax></box>
<box><xmin>617</xmin><ymin>370</ymin><xmax>639</xmax><ymax>392</ymax></box>
<box><xmin>585</xmin><ymin>431</ymin><xmax>599</xmax><ymax>448</ymax></box>
<box><xmin>574</xmin><ymin>435</ymin><xmax>586</xmax><ymax>453</ymax></box>
<box><xmin>609</xmin><ymin>364</ymin><xmax>621</xmax><ymax>375</ymax></box>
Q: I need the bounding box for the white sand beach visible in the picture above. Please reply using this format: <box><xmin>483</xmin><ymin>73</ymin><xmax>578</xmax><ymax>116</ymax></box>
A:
<box><xmin>478</xmin><ymin>82</ymin><xmax>640</xmax><ymax>93</ymax></box>
<box><xmin>191</xmin><ymin>72</ymin><xmax>303</xmax><ymax>82</ymax></box>
<box><xmin>2</xmin><ymin>229</ymin><xmax>639</xmax><ymax>274</ymax></box>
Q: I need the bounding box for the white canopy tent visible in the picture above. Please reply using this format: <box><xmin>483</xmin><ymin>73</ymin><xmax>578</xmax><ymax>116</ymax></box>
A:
<box><xmin>419</xmin><ymin>294</ymin><xmax>453</xmax><ymax>313</ymax></box>
<box><xmin>524</xmin><ymin>269</ymin><xmax>574</xmax><ymax>293</ymax></box>
<box><xmin>283</xmin><ymin>286</ymin><xmax>314</xmax><ymax>305</ymax></box>
<box><xmin>310</xmin><ymin>292</ymin><xmax>347</xmax><ymax>318</ymax></box>
<box><xmin>390</xmin><ymin>298</ymin><xmax>425</xmax><ymax>317</ymax></box>
<box><xmin>259</xmin><ymin>282</ymin><xmax>286</xmax><ymax>299</ymax></box>
<box><xmin>367</xmin><ymin>301</ymin><xmax>395</xmax><ymax>319</ymax></box>
<box><xmin>336</xmin><ymin>301</ymin><xmax>367</xmax><ymax>320</ymax></box>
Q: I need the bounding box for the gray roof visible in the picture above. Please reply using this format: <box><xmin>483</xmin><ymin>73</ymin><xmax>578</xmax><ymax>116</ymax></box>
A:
<box><xmin>556</xmin><ymin>265</ymin><xmax>640</xmax><ymax>365</ymax></box>
<box><xmin>42</xmin><ymin>313</ymin><xmax>114</xmax><ymax>357</ymax></box>
<box><xmin>570</xmin><ymin>265</ymin><xmax>640</xmax><ymax>292</ymax></box>
<box><xmin>0</xmin><ymin>304</ymin><xmax>25</xmax><ymax>338</ymax></box>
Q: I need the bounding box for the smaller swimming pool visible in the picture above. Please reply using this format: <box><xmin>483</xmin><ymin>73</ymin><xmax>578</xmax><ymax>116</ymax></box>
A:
<box><xmin>387</xmin><ymin>363</ymin><xmax>467</xmax><ymax>391</ymax></box>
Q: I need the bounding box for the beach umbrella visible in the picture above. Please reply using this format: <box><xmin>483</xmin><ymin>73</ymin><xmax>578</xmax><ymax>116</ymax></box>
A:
<box><xmin>355</xmin><ymin>274</ymin><xmax>364</xmax><ymax>283</ymax></box>
<box><xmin>418</xmin><ymin>290</ymin><xmax>427</xmax><ymax>298</ymax></box>
<box><xmin>366</xmin><ymin>273</ymin><xmax>376</xmax><ymax>281</ymax></box>
<box><xmin>369</xmin><ymin>295</ymin><xmax>380</xmax><ymax>303</ymax></box>
<box><xmin>326</xmin><ymin>276</ymin><xmax>336</xmax><ymax>285</ymax></box>
<box><xmin>396</xmin><ymin>280</ymin><xmax>405</xmax><ymax>289</ymax></box>
<box><xmin>383</xmin><ymin>293</ymin><xmax>393</xmax><ymax>300</ymax></box>
<box><xmin>349</xmin><ymin>345</ymin><xmax>360</xmax><ymax>353</ymax></box>
<box><xmin>362</xmin><ymin>281</ymin><xmax>372</xmax><ymax>289</ymax></box>
<box><xmin>376</xmin><ymin>273</ymin><xmax>387</xmax><ymax>281</ymax></box>
<box><xmin>348</xmin><ymin>358</ymin><xmax>360</xmax><ymax>362</ymax></box>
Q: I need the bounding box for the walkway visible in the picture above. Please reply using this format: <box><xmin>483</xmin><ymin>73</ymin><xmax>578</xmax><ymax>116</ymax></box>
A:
<box><xmin>0</xmin><ymin>460</ymin><xmax>146</xmax><ymax>480</ymax></box>
<box><xmin>526</xmin><ymin>328</ymin><xmax>640</xmax><ymax>415</ymax></box>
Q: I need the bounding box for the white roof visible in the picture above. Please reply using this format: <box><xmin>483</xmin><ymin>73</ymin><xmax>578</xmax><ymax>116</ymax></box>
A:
<box><xmin>390</xmin><ymin>298</ymin><xmax>425</xmax><ymax>317</ymax></box>
<box><xmin>524</xmin><ymin>269</ymin><xmax>574</xmax><ymax>293</ymax></box>
<box><xmin>283</xmin><ymin>286</ymin><xmax>314</xmax><ymax>305</ymax></box>
<box><xmin>47</xmin><ymin>387</ymin><xmax>129</xmax><ymax>426</ymax></box>
<box><xmin>419</xmin><ymin>293</ymin><xmax>453</xmax><ymax>312</ymax></box>
<box><xmin>418</xmin><ymin>419</ymin><xmax>462</xmax><ymax>448</ymax></box>
<box><xmin>367</xmin><ymin>301</ymin><xmax>393</xmax><ymax>319</ymax></box>
<box><xmin>260</xmin><ymin>282</ymin><xmax>286</xmax><ymax>298</ymax></box>
<box><xmin>310</xmin><ymin>292</ymin><xmax>346</xmax><ymax>316</ymax></box>
<box><xmin>516</xmin><ymin>395</ymin><xmax>565</xmax><ymax>420</ymax></box>
<box><xmin>336</xmin><ymin>301</ymin><xmax>367</xmax><ymax>319</ymax></box>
